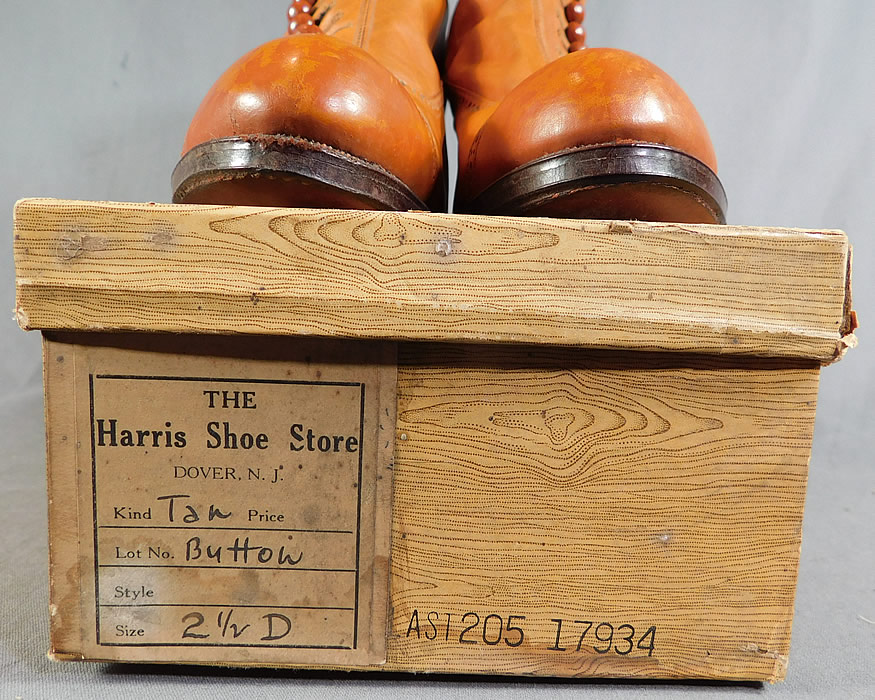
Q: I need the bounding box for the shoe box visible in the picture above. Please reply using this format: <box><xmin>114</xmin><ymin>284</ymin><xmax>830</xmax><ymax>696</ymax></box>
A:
<box><xmin>14</xmin><ymin>198</ymin><xmax>855</xmax><ymax>681</ymax></box>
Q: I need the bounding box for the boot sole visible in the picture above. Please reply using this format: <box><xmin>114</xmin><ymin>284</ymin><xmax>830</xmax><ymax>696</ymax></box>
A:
<box><xmin>458</xmin><ymin>144</ymin><xmax>727</xmax><ymax>224</ymax></box>
<box><xmin>172</xmin><ymin>136</ymin><xmax>427</xmax><ymax>211</ymax></box>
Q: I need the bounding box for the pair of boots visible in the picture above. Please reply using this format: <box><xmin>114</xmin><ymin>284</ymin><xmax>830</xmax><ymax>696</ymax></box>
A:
<box><xmin>172</xmin><ymin>0</ymin><xmax>726</xmax><ymax>224</ymax></box>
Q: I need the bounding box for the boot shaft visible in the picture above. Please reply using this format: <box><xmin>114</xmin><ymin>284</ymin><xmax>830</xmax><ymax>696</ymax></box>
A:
<box><xmin>446</xmin><ymin>0</ymin><xmax>573</xmax><ymax>169</ymax></box>
<box><xmin>447</xmin><ymin>0</ymin><xmax>570</xmax><ymax>106</ymax></box>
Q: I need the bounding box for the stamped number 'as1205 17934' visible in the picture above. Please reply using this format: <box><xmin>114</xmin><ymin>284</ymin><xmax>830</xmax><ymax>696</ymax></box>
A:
<box><xmin>404</xmin><ymin>610</ymin><xmax>656</xmax><ymax>657</ymax></box>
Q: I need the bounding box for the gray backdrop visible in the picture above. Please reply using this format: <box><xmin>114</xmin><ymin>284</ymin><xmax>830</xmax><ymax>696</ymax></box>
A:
<box><xmin>2</xmin><ymin>1</ymin><xmax>873</xmax><ymax>698</ymax></box>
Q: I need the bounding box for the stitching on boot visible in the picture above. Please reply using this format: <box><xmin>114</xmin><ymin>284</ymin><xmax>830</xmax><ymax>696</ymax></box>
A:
<box><xmin>466</xmin><ymin>128</ymin><xmax>485</xmax><ymax>176</ymax></box>
<box><xmin>356</xmin><ymin>0</ymin><xmax>374</xmax><ymax>48</ymax></box>
<box><xmin>445</xmin><ymin>83</ymin><xmax>487</xmax><ymax>110</ymax></box>
<box><xmin>396</xmin><ymin>78</ymin><xmax>443</xmax><ymax>184</ymax></box>
<box><xmin>532</xmin><ymin>0</ymin><xmax>551</xmax><ymax>63</ymax></box>
<box><xmin>555</xmin><ymin>1</ymin><xmax>571</xmax><ymax>53</ymax></box>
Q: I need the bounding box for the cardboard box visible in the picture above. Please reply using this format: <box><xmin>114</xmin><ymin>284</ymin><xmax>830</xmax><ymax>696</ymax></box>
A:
<box><xmin>14</xmin><ymin>199</ymin><xmax>856</xmax><ymax>681</ymax></box>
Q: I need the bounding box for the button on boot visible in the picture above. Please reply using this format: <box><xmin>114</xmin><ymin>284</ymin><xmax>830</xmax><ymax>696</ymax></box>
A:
<box><xmin>173</xmin><ymin>0</ymin><xmax>447</xmax><ymax>211</ymax></box>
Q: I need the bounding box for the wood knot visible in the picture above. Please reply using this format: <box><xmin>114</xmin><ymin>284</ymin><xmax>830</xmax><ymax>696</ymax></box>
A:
<box><xmin>543</xmin><ymin>410</ymin><xmax>575</xmax><ymax>442</ymax></box>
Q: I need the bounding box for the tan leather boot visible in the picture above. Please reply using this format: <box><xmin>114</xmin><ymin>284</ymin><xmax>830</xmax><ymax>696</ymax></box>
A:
<box><xmin>172</xmin><ymin>0</ymin><xmax>447</xmax><ymax>211</ymax></box>
<box><xmin>446</xmin><ymin>0</ymin><xmax>726</xmax><ymax>223</ymax></box>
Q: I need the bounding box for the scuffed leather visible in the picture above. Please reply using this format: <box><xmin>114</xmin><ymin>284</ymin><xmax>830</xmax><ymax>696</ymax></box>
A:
<box><xmin>446</xmin><ymin>0</ymin><xmax>718</xmax><ymax>204</ymax></box>
<box><xmin>183</xmin><ymin>0</ymin><xmax>446</xmax><ymax>202</ymax></box>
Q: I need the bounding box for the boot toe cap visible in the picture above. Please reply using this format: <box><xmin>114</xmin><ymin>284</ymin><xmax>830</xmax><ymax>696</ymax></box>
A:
<box><xmin>182</xmin><ymin>34</ymin><xmax>440</xmax><ymax>201</ymax></box>
<box><xmin>461</xmin><ymin>48</ymin><xmax>718</xmax><ymax>201</ymax></box>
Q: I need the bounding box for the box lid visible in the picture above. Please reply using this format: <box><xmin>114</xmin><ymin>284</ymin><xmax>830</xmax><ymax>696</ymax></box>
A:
<box><xmin>13</xmin><ymin>199</ymin><xmax>856</xmax><ymax>364</ymax></box>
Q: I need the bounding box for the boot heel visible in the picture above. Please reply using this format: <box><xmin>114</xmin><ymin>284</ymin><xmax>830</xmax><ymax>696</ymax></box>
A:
<box><xmin>460</xmin><ymin>144</ymin><xmax>727</xmax><ymax>224</ymax></box>
<box><xmin>172</xmin><ymin>136</ymin><xmax>427</xmax><ymax>211</ymax></box>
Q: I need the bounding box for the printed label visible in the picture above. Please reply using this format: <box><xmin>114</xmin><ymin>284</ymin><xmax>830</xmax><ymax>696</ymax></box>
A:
<box><xmin>55</xmin><ymin>335</ymin><xmax>395</xmax><ymax>665</ymax></box>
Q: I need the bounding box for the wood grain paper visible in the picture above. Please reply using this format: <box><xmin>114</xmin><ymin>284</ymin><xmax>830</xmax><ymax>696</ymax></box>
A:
<box><xmin>14</xmin><ymin>199</ymin><xmax>854</xmax><ymax>362</ymax></box>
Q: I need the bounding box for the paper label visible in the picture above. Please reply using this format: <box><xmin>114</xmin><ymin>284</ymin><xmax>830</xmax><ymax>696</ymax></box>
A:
<box><xmin>49</xmin><ymin>334</ymin><xmax>395</xmax><ymax>666</ymax></box>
